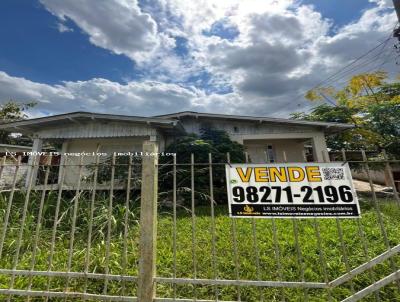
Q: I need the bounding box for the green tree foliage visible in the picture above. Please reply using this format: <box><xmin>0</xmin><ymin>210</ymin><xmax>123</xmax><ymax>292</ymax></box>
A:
<box><xmin>94</xmin><ymin>128</ymin><xmax>245</xmax><ymax>206</ymax></box>
<box><xmin>163</xmin><ymin>128</ymin><xmax>245</xmax><ymax>164</ymax></box>
<box><xmin>159</xmin><ymin>128</ymin><xmax>245</xmax><ymax>205</ymax></box>
<box><xmin>0</xmin><ymin>101</ymin><xmax>36</xmax><ymax>144</ymax></box>
<box><xmin>291</xmin><ymin>72</ymin><xmax>400</xmax><ymax>157</ymax></box>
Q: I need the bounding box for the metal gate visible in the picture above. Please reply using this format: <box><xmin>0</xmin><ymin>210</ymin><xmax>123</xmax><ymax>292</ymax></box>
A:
<box><xmin>0</xmin><ymin>141</ymin><xmax>399</xmax><ymax>301</ymax></box>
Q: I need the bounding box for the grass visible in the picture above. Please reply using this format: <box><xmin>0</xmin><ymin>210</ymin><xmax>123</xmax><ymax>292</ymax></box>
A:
<box><xmin>0</xmin><ymin>190</ymin><xmax>400</xmax><ymax>301</ymax></box>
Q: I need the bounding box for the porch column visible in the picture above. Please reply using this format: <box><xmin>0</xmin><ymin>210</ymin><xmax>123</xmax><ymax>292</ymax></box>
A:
<box><xmin>311</xmin><ymin>134</ymin><xmax>328</xmax><ymax>163</ymax></box>
<box><xmin>25</xmin><ymin>138</ymin><xmax>43</xmax><ymax>187</ymax></box>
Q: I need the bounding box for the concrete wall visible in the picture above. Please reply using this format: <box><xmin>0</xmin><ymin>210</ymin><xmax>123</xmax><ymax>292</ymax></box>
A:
<box><xmin>0</xmin><ymin>165</ymin><xmax>28</xmax><ymax>189</ymax></box>
<box><xmin>62</xmin><ymin>137</ymin><xmax>147</xmax><ymax>186</ymax></box>
<box><xmin>244</xmin><ymin>139</ymin><xmax>306</xmax><ymax>163</ymax></box>
<box><xmin>178</xmin><ymin>116</ymin><xmax>328</xmax><ymax>162</ymax></box>
<box><xmin>352</xmin><ymin>169</ymin><xmax>388</xmax><ymax>186</ymax></box>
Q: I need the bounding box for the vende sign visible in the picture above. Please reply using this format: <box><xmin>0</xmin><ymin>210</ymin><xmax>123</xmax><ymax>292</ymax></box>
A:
<box><xmin>225</xmin><ymin>163</ymin><xmax>360</xmax><ymax>218</ymax></box>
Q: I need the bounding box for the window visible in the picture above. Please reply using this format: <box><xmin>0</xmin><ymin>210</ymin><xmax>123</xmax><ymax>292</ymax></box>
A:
<box><xmin>233</xmin><ymin>126</ymin><xmax>239</xmax><ymax>133</ymax></box>
<box><xmin>266</xmin><ymin>145</ymin><xmax>275</xmax><ymax>163</ymax></box>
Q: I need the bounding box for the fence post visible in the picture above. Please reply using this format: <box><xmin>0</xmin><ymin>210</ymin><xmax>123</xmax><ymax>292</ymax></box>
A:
<box><xmin>138</xmin><ymin>141</ymin><xmax>158</xmax><ymax>302</ymax></box>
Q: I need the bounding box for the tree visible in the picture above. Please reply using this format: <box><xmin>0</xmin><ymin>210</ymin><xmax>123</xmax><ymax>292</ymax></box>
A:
<box><xmin>159</xmin><ymin>128</ymin><xmax>245</xmax><ymax>205</ymax></box>
<box><xmin>163</xmin><ymin>128</ymin><xmax>245</xmax><ymax>164</ymax></box>
<box><xmin>93</xmin><ymin>128</ymin><xmax>245</xmax><ymax>206</ymax></box>
<box><xmin>0</xmin><ymin>101</ymin><xmax>36</xmax><ymax>144</ymax></box>
<box><xmin>291</xmin><ymin>71</ymin><xmax>400</xmax><ymax>158</ymax></box>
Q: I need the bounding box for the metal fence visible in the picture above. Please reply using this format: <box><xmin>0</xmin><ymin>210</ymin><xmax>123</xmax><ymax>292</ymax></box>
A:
<box><xmin>0</xmin><ymin>142</ymin><xmax>399</xmax><ymax>301</ymax></box>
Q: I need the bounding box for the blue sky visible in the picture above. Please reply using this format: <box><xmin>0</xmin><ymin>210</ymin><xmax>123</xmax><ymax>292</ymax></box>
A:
<box><xmin>301</xmin><ymin>0</ymin><xmax>376</xmax><ymax>28</ymax></box>
<box><xmin>0</xmin><ymin>0</ymin><xmax>397</xmax><ymax>117</ymax></box>
<box><xmin>0</xmin><ymin>1</ymin><xmax>137</xmax><ymax>84</ymax></box>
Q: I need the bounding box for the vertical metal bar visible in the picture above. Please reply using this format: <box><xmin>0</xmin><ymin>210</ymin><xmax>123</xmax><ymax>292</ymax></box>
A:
<box><xmin>356</xmin><ymin>221</ymin><xmax>381</xmax><ymax>302</ymax></box>
<box><xmin>208</xmin><ymin>153</ymin><xmax>219</xmax><ymax>301</ymax></box>
<box><xmin>137</xmin><ymin>141</ymin><xmax>158</xmax><ymax>302</ymax></box>
<box><xmin>245</xmin><ymin>152</ymin><xmax>263</xmax><ymax>301</ymax></box>
<box><xmin>282</xmin><ymin>150</ymin><xmax>287</xmax><ymax>163</ymax></box>
<box><xmin>104</xmin><ymin>153</ymin><xmax>116</xmax><ymax>295</ymax></box>
<box><xmin>45</xmin><ymin>155</ymin><xmax>68</xmax><ymax>301</ymax></box>
<box><xmin>227</xmin><ymin>152</ymin><xmax>241</xmax><ymax>301</ymax></box>
<box><xmin>313</xmin><ymin>220</ymin><xmax>332</xmax><ymax>301</ymax></box>
<box><xmin>251</xmin><ymin>199</ymin><xmax>263</xmax><ymax>300</ymax></box>
<box><xmin>341</xmin><ymin>149</ymin><xmax>380</xmax><ymax>302</ymax></box>
<box><xmin>7</xmin><ymin>155</ymin><xmax>38</xmax><ymax>302</ymax></box>
<box><xmin>302</xmin><ymin>150</ymin><xmax>308</xmax><ymax>163</ymax></box>
<box><xmin>361</xmin><ymin>150</ymin><xmax>400</xmax><ymax>290</ymax></box>
<box><xmin>321</xmin><ymin>149</ymin><xmax>355</xmax><ymax>294</ymax></box>
<box><xmin>26</xmin><ymin>155</ymin><xmax>52</xmax><ymax>300</ymax></box>
<box><xmin>121</xmin><ymin>154</ymin><xmax>133</xmax><ymax>296</ymax></box>
<box><xmin>381</xmin><ymin>149</ymin><xmax>400</xmax><ymax>207</ymax></box>
<box><xmin>293</xmin><ymin>219</ymin><xmax>308</xmax><ymax>300</ymax></box>
<box><xmin>300</xmin><ymin>149</ymin><xmax>332</xmax><ymax>301</ymax></box>
<box><xmin>264</xmin><ymin>150</ymin><xmax>285</xmax><ymax>302</ymax></box>
<box><xmin>336</xmin><ymin>218</ymin><xmax>354</xmax><ymax>293</ymax></box>
<box><xmin>190</xmin><ymin>153</ymin><xmax>197</xmax><ymax>301</ymax></box>
<box><xmin>265</xmin><ymin>149</ymin><xmax>270</xmax><ymax>163</ymax></box>
<box><xmin>63</xmin><ymin>155</ymin><xmax>84</xmax><ymax>299</ymax></box>
<box><xmin>172</xmin><ymin>154</ymin><xmax>177</xmax><ymax>300</ymax></box>
<box><xmin>283</xmin><ymin>150</ymin><xmax>307</xmax><ymax>301</ymax></box>
<box><xmin>83</xmin><ymin>153</ymin><xmax>99</xmax><ymax>297</ymax></box>
<box><xmin>321</xmin><ymin>150</ymin><xmax>329</xmax><ymax>162</ymax></box>
<box><xmin>0</xmin><ymin>156</ymin><xmax>21</xmax><ymax>257</ymax></box>
<box><xmin>0</xmin><ymin>156</ymin><xmax>6</xmax><ymax>180</ymax></box>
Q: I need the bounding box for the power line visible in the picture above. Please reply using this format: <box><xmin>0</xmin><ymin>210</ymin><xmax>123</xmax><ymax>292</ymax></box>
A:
<box><xmin>367</xmin><ymin>43</ymin><xmax>398</xmax><ymax>73</ymax></box>
<box><xmin>320</xmin><ymin>37</ymin><xmax>395</xmax><ymax>86</ymax></box>
<box><xmin>309</xmin><ymin>24</ymin><xmax>397</xmax><ymax>91</ymax></box>
<box><xmin>311</xmin><ymin>36</ymin><xmax>394</xmax><ymax>90</ymax></box>
<box><xmin>283</xmin><ymin>23</ymin><xmax>399</xmax><ymax>113</ymax></box>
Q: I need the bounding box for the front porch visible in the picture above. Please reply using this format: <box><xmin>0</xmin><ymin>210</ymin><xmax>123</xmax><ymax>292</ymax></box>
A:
<box><xmin>240</xmin><ymin>132</ymin><xmax>328</xmax><ymax>163</ymax></box>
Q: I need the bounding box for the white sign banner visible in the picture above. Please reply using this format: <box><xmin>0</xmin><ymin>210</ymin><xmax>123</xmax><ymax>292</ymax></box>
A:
<box><xmin>225</xmin><ymin>163</ymin><xmax>360</xmax><ymax>218</ymax></box>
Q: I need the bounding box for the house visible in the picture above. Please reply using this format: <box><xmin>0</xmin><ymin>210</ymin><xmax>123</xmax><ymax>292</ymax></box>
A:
<box><xmin>0</xmin><ymin>111</ymin><xmax>352</xmax><ymax>187</ymax></box>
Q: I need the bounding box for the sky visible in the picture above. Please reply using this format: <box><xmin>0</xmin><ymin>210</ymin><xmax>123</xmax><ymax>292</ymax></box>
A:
<box><xmin>0</xmin><ymin>0</ymin><xmax>398</xmax><ymax>118</ymax></box>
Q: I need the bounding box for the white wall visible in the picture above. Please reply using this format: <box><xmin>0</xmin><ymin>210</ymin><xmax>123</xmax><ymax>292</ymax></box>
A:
<box><xmin>178</xmin><ymin>116</ymin><xmax>328</xmax><ymax>162</ymax></box>
<box><xmin>244</xmin><ymin>139</ymin><xmax>307</xmax><ymax>163</ymax></box>
<box><xmin>62</xmin><ymin>137</ymin><xmax>146</xmax><ymax>186</ymax></box>
<box><xmin>179</xmin><ymin>117</ymin><xmax>317</xmax><ymax>137</ymax></box>
<box><xmin>351</xmin><ymin>169</ymin><xmax>389</xmax><ymax>186</ymax></box>
<box><xmin>0</xmin><ymin>165</ymin><xmax>28</xmax><ymax>189</ymax></box>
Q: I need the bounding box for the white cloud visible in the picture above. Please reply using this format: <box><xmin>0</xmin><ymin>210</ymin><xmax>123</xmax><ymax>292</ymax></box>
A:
<box><xmin>0</xmin><ymin>71</ymin><xmax>248</xmax><ymax>117</ymax></box>
<box><xmin>163</xmin><ymin>0</ymin><xmax>398</xmax><ymax>111</ymax></box>
<box><xmin>1</xmin><ymin>0</ymin><xmax>398</xmax><ymax>118</ymax></box>
<box><xmin>369</xmin><ymin>0</ymin><xmax>393</xmax><ymax>8</ymax></box>
<box><xmin>56</xmin><ymin>22</ymin><xmax>73</xmax><ymax>33</ymax></box>
<box><xmin>40</xmin><ymin>0</ymin><xmax>172</xmax><ymax>63</ymax></box>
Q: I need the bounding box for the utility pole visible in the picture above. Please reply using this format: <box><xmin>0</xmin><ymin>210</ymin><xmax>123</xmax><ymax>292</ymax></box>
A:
<box><xmin>393</xmin><ymin>0</ymin><xmax>400</xmax><ymax>40</ymax></box>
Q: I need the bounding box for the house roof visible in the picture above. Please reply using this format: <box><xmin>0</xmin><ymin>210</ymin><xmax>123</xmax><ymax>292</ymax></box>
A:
<box><xmin>0</xmin><ymin>110</ymin><xmax>353</xmax><ymax>136</ymax></box>
<box><xmin>0</xmin><ymin>111</ymin><xmax>183</xmax><ymax>133</ymax></box>
<box><xmin>154</xmin><ymin>111</ymin><xmax>354</xmax><ymax>132</ymax></box>
<box><xmin>0</xmin><ymin>144</ymin><xmax>32</xmax><ymax>150</ymax></box>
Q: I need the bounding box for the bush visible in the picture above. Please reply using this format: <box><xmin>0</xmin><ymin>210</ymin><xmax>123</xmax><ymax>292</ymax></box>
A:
<box><xmin>158</xmin><ymin>128</ymin><xmax>245</xmax><ymax>206</ymax></box>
